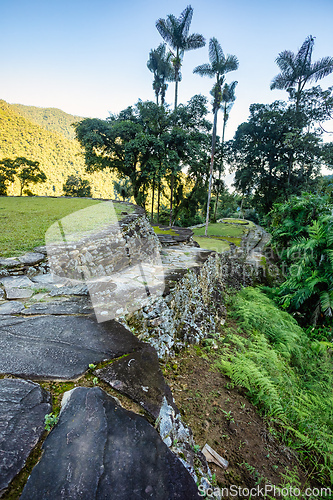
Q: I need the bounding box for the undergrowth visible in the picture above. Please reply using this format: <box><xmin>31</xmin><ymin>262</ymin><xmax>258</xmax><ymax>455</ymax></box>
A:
<box><xmin>216</xmin><ymin>287</ymin><xmax>333</xmax><ymax>486</ymax></box>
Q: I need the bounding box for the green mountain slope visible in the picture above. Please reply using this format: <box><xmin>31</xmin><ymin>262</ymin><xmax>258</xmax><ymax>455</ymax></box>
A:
<box><xmin>11</xmin><ymin>103</ymin><xmax>82</xmax><ymax>140</ymax></box>
<box><xmin>0</xmin><ymin>100</ymin><xmax>116</xmax><ymax>198</ymax></box>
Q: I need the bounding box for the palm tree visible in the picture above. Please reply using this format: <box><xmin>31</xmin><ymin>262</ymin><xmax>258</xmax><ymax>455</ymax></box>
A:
<box><xmin>193</xmin><ymin>37</ymin><xmax>238</xmax><ymax>235</ymax></box>
<box><xmin>156</xmin><ymin>5</ymin><xmax>205</xmax><ymax>110</ymax></box>
<box><xmin>271</xmin><ymin>36</ymin><xmax>333</xmax><ymax>189</ymax></box>
<box><xmin>156</xmin><ymin>6</ymin><xmax>205</xmax><ymax>226</ymax></box>
<box><xmin>213</xmin><ymin>80</ymin><xmax>237</xmax><ymax>220</ymax></box>
<box><xmin>271</xmin><ymin>35</ymin><xmax>333</xmax><ymax>114</ymax></box>
<box><xmin>147</xmin><ymin>44</ymin><xmax>174</xmax><ymax>105</ymax></box>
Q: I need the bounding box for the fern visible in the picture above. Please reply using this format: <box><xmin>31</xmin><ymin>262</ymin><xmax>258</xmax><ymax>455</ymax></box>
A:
<box><xmin>219</xmin><ymin>288</ymin><xmax>333</xmax><ymax>484</ymax></box>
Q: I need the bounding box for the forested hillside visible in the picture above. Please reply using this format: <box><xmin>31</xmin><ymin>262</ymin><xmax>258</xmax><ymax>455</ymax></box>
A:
<box><xmin>10</xmin><ymin>103</ymin><xmax>81</xmax><ymax>140</ymax></box>
<box><xmin>0</xmin><ymin>100</ymin><xmax>116</xmax><ymax>198</ymax></box>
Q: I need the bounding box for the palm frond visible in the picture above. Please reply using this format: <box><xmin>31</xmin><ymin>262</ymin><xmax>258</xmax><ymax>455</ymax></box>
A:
<box><xmin>223</xmin><ymin>54</ymin><xmax>239</xmax><ymax>73</ymax></box>
<box><xmin>296</xmin><ymin>35</ymin><xmax>315</xmax><ymax>69</ymax></box>
<box><xmin>184</xmin><ymin>33</ymin><xmax>206</xmax><ymax>51</ymax></box>
<box><xmin>270</xmin><ymin>73</ymin><xmax>294</xmax><ymax>91</ymax></box>
<box><xmin>156</xmin><ymin>19</ymin><xmax>175</xmax><ymax>48</ymax></box>
<box><xmin>310</xmin><ymin>57</ymin><xmax>333</xmax><ymax>82</ymax></box>
<box><xmin>178</xmin><ymin>5</ymin><xmax>193</xmax><ymax>39</ymax></box>
<box><xmin>275</xmin><ymin>50</ymin><xmax>296</xmax><ymax>73</ymax></box>
<box><xmin>193</xmin><ymin>63</ymin><xmax>214</xmax><ymax>77</ymax></box>
<box><xmin>209</xmin><ymin>37</ymin><xmax>224</xmax><ymax>66</ymax></box>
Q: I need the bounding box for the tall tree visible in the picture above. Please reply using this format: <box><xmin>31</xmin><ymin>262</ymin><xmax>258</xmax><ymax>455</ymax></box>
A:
<box><xmin>156</xmin><ymin>5</ymin><xmax>205</xmax><ymax>225</ymax></box>
<box><xmin>193</xmin><ymin>37</ymin><xmax>238</xmax><ymax>235</ymax></box>
<box><xmin>0</xmin><ymin>157</ymin><xmax>46</xmax><ymax>196</ymax></box>
<box><xmin>156</xmin><ymin>5</ymin><xmax>205</xmax><ymax>109</ymax></box>
<box><xmin>0</xmin><ymin>159</ymin><xmax>16</xmax><ymax>196</ymax></box>
<box><xmin>63</xmin><ymin>175</ymin><xmax>92</xmax><ymax>198</ymax></box>
<box><xmin>147</xmin><ymin>44</ymin><xmax>174</xmax><ymax>105</ymax></box>
<box><xmin>271</xmin><ymin>36</ymin><xmax>333</xmax><ymax>115</ymax></box>
<box><xmin>213</xmin><ymin>80</ymin><xmax>237</xmax><ymax>220</ymax></box>
<box><xmin>229</xmin><ymin>102</ymin><xmax>322</xmax><ymax>213</ymax></box>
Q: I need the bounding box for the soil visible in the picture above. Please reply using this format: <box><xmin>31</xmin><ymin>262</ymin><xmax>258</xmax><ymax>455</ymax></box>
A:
<box><xmin>162</xmin><ymin>338</ymin><xmax>315</xmax><ymax>495</ymax></box>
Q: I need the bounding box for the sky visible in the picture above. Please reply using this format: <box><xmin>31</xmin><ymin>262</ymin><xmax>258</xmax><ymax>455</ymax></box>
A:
<box><xmin>2</xmin><ymin>0</ymin><xmax>333</xmax><ymax>145</ymax></box>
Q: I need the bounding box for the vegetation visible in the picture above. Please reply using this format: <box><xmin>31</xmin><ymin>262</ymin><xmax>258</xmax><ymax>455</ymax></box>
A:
<box><xmin>0</xmin><ymin>157</ymin><xmax>47</xmax><ymax>196</ymax></box>
<box><xmin>63</xmin><ymin>175</ymin><xmax>92</xmax><ymax>198</ymax></box>
<box><xmin>0</xmin><ymin>100</ymin><xmax>117</xmax><ymax>198</ymax></box>
<box><xmin>147</xmin><ymin>44</ymin><xmax>174</xmax><ymax>105</ymax></box>
<box><xmin>193</xmin><ymin>37</ymin><xmax>238</xmax><ymax>235</ymax></box>
<box><xmin>155</xmin><ymin>5</ymin><xmax>205</xmax><ymax>109</ymax></box>
<box><xmin>0</xmin><ymin>197</ymin><xmax>102</xmax><ymax>256</ymax></box>
<box><xmin>2</xmin><ymin>8</ymin><xmax>333</xmax><ymax>492</ymax></box>
<box><xmin>192</xmin><ymin>221</ymin><xmax>252</xmax><ymax>238</ymax></box>
<box><xmin>10</xmin><ymin>103</ymin><xmax>83</xmax><ymax>140</ymax></box>
<box><xmin>217</xmin><ymin>287</ymin><xmax>333</xmax><ymax>485</ymax></box>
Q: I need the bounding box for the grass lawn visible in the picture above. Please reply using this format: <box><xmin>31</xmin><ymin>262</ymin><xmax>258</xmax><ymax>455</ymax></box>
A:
<box><xmin>192</xmin><ymin>221</ymin><xmax>252</xmax><ymax>238</ymax></box>
<box><xmin>0</xmin><ymin>197</ymin><xmax>134</xmax><ymax>257</ymax></box>
<box><xmin>152</xmin><ymin>226</ymin><xmax>178</xmax><ymax>236</ymax></box>
<box><xmin>192</xmin><ymin>219</ymin><xmax>256</xmax><ymax>252</ymax></box>
<box><xmin>192</xmin><ymin>237</ymin><xmax>230</xmax><ymax>253</ymax></box>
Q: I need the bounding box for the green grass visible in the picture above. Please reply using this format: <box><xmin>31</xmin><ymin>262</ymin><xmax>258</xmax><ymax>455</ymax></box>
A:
<box><xmin>220</xmin><ymin>218</ymin><xmax>250</xmax><ymax>225</ymax></box>
<box><xmin>152</xmin><ymin>226</ymin><xmax>178</xmax><ymax>236</ymax></box>
<box><xmin>193</xmin><ymin>236</ymin><xmax>230</xmax><ymax>252</ymax></box>
<box><xmin>0</xmin><ymin>197</ymin><xmax>134</xmax><ymax>257</ymax></box>
<box><xmin>192</xmin><ymin>221</ymin><xmax>251</xmax><ymax>238</ymax></box>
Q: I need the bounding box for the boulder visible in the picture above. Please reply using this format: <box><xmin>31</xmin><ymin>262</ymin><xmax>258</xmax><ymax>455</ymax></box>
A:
<box><xmin>21</xmin><ymin>387</ymin><xmax>200</xmax><ymax>499</ymax></box>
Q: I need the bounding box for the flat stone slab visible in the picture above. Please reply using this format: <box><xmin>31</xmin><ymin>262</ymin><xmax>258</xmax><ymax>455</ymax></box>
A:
<box><xmin>49</xmin><ymin>284</ymin><xmax>88</xmax><ymax>296</ymax></box>
<box><xmin>0</xmin><ymin>378</ymin><xmax>51</xmax><ymax>494</ymax></box>
<box><xmin>23</xmin><ymin>297</ymin><xmax>93</xmax><ymax>316</ymax></box>
<box><xmin>96</xmin><ymin>345</ymin><xmax>176</xmax><ymax>419</ymax></box>
<box><xmin>0</xmin><ymin>316</ymin><xmax>145</xmax><ymax>379</ymax></box>
<box><xmin>18</xmin><ymin>252</ymin><xmax>45</xmax><ymax>265</ymax></box>
<box><xmin>20</xmin><ymin>387</ymin><xmax>199</xmax><ymax>499</ymax></box>
<box><xmin>0</xmin><ymin>258</ymin><xmax>21</xmax><ymax>268</ymax></box>
<box><xmin>5</xmin><ymin>287</ymin><xmax>33</xmax><ymax>299</ymax></box>
<box><xmin>0</xmin><ymin>276</ymin><xmax>34</xmax><ymax>288</ymax></box>
<box><xmin>30</xmin><ymin>274</ymin><xmax>57</xmax><ymax>285</ymax></box>
<box><xmin>0</xmin><ymin>301</ymin><xmax>25</xmax><ymax>315</ymax></box>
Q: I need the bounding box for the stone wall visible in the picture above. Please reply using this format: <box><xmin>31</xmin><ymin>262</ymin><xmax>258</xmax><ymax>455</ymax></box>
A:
<box><xmin>125</xmin><ymin>250</ymin><xmax>263</xmax><ymax>359</ymax></box>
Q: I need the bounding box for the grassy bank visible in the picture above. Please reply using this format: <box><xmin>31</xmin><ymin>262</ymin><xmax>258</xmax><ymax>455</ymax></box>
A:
<box><xmin>192</xmin><ymin>220</ymin><xmax>255</xmax><ymax>251</ymax></box>
<box><xmin>0</xmin><ymin>197</ymin><xmax>133</xmax><ymax>257</ymax></box>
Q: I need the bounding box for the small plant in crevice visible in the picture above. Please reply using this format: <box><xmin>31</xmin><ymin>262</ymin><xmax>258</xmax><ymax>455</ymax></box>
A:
<box><xmin>44</xmin><ymin>412</ymin><xmax>59</xmax><ymax>431</ymax></box>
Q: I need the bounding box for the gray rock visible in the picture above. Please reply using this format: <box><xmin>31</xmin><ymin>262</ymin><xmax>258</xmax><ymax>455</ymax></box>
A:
<box><xmin>0</xmin><ymin>301</ymin><xmax>25</xmax><ymax>315</ymax></box>
<box><xmin>96</xmin><ymin>345</ymin><xmax>176</xmax><ymax>419</ymax></box>
<box><xmin>0</xmin><ymin>258</ymin><xmax>20</xmax><ymax>269</ymax></box>
<box><xmin>30</xmin><ymin>274</ymin><xmax>55</xmax><ymax>285</ymax></box>
<box><xmin>23</xmin><ymin>297</ymin><xmax>93</xmax><ymax>316</ymax></box>
<box><xmin>5</xmin><ymin>287</ymin><xmax>33</xmax><ymax>300</ymax></box>
<box><xmin>33</xmin><ymin>246</ymin><xmax>48</xmax><ymax>255</ymax></box>
<box><xmin>0</xmin><ymin>316</ymin><xmax>145</xmax><ymax>379</ymax></box>
<box><xmin>0</xmin><ymin>378</ymin><xmax>51</xmax><ymax>494</ymax></box>
<box><xmin>0</xmin><ymin>276</ymin><xmax>34</xmax><ymax>288</ymax></box>
<box><xmin>18</xmin><ymin>252</ymin><xmax>45</xmax><ymax>265</ymax></box>
<box><xmin>20</xmin><ymin>387</ymin><xmax>200</xmax><ymax>499</ymax></box>
<box><xmin>49</xmin><ymin>284</ymin><xmax>88</xmax><ymax>296</ymax></box>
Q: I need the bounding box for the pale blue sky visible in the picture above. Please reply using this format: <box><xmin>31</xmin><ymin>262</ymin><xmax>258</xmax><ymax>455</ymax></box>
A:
<box><xmin>2</xmin><ymin>0</ymin><xmax>333</xmax><ymax>141</ymax></box>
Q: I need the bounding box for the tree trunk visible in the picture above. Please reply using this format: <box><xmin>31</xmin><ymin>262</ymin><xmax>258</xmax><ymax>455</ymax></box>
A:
<box><xmin>169</xmin><ymin>173</ymin><xmax>174</xmax><ymax>227</ymax></box>
<box><xmin>151</xmin><ymin>176</ymin><xmax>155</xmax><ymax>224</ymax></box>
<box><xmin>157</xmin><ymin>182</ymin><xmax>161</xmax><ymax>223</ymax></box>
<box><xmin>205</xmin><ymin>108</ymin><xmax>218</xmax><ymax>237</ymax></box>
<box><xmin>214</xmin><ymin>104</ymin><xmax>227</xmax><ymax>220</ymax></box>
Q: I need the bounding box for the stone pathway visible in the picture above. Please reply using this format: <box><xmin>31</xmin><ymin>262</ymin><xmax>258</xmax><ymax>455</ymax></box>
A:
<box><xmin>0</xmin><ymin>237</ymin><xmax>213</xmax><ymax>498</ymax></box>
<box><xmin>0</xmin><ymin>219</ymin><xmax>267</xmax><ymax>498</ymax></box>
